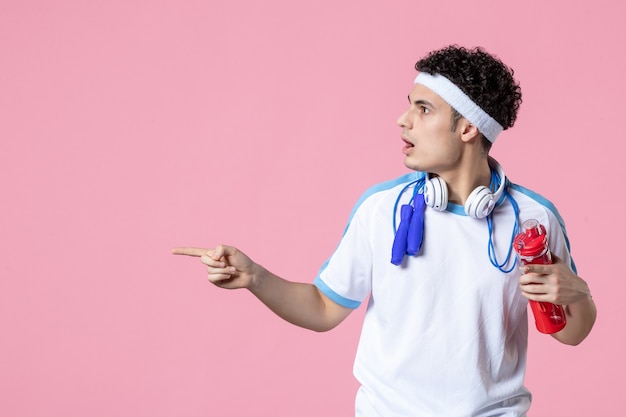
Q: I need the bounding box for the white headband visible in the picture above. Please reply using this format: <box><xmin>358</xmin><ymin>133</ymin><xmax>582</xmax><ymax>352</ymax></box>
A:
<box><xmin>414</xmin><ymin>72</ymin><xmax>503</xmax><ymax>143</ymax></box>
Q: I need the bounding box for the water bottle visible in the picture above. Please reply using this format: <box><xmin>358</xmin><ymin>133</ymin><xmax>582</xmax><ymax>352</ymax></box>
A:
<box><xmin>513</xmin><ymin>219</ymin><xmax>566</xmax><ymax>334</ymax></box>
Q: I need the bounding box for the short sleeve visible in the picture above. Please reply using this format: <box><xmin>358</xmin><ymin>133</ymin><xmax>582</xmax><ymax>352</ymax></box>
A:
<box><xmin>314</xmin><ymin>202</ymin><xmax>374</xmax><ymax>309</ymax></box>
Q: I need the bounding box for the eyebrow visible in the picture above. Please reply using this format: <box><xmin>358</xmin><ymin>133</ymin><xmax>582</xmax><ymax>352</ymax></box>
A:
<box><xmin>407</xmin><ymin>95</ymin><xmax>435</xmax><ymax>108</ymax></box>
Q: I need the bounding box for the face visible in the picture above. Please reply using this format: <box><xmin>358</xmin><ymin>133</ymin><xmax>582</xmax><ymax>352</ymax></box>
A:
<box><xmin>397</xmin><ymin>84</ymin><xmax>463</xmax><ymax>174</ymax></box>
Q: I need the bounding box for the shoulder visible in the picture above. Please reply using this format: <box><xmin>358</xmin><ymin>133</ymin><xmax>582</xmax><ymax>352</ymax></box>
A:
<box><xmin>506</xmin><ymin>181</ymin><xmax>566</xmax><ymax>225</ymax></box>
<box><xmin>506</xmin><ymin>181</ymin><xmax>576</xmax><ymax>272</ymax></box>
<box><xmin>349</xmin><ymin>171</ymin><xmax>424</xmax><ymax>216</ymax></box>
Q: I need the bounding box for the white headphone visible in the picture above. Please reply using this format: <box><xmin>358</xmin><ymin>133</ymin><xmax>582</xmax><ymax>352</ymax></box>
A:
<box><xmin>423</xmin><ymin>156</ymin><xmax>507</xmax><ymax>219</ymax></box>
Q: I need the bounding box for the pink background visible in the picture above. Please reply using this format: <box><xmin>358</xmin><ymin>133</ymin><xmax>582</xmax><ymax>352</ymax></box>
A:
<box><xmin>1</xmin><ymin>1</ymin><xmax>623</xmax><ymax>416</ymax></box>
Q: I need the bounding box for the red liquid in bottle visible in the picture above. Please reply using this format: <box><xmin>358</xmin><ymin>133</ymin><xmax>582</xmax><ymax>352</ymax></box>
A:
<box><xmin>513</xmin><ymin>219</ymin><xmax>566</xmax><ymax>334</ymax></box>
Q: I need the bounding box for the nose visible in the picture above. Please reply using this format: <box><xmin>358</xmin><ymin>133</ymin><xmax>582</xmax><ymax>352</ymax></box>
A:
<box><xmin>397</xmin><ymin>108</ymin><xmax>410</xmax><ymax>128</ymax></box>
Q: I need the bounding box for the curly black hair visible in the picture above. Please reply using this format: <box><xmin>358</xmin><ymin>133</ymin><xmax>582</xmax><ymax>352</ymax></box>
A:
<box><xmin>415</xmin><ymin>45</ymin><xmax>522</xmax><ymax>132</ymax></box>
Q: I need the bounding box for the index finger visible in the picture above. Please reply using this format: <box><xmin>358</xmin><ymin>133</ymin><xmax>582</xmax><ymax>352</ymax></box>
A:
<box><xmin>521</xmin><ymin>262</ymin><xmax>553</xmax><ymax>276</ymax></box>
<box><xmin>171</xmin><ymin>247</ymin><xmax>209</xmax><ymax>257</ymax></box>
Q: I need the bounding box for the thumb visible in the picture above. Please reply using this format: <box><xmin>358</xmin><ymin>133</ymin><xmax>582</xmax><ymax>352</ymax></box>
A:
<box><xmin>212</xmin><ymin>244</ymin><xmax>235</xmax><ymax>261</ymax></box>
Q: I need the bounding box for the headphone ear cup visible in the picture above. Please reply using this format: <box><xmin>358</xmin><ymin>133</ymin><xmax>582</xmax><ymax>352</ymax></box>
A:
<box><xmin>423</xmin><ymin>176</ymin><xmax>448</xmax><ymax>211</ymax></box>
<box><xmin>465</xmin><ymin>186</ymin><xmax>495</xmax><ymax>219</ymax></box>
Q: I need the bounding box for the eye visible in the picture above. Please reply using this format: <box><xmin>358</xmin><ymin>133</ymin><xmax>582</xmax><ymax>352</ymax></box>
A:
<box><xmin>420</xmin><ymin>106</ymin><xmax>430</xmax><ymax>114</ymax></box>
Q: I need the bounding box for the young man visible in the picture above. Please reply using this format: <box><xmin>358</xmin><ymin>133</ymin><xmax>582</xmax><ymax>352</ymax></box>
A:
<box><xmin>173</xmin><ymin>46</ymin><xmax>596</xmax><ymax>416</ymax></box>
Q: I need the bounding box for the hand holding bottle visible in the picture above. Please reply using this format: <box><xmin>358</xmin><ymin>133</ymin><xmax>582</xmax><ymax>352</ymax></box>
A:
<box><xmin>513</xmin><ymin>219</ymin><xmax>567</xmax><ymax>334</ymax></box>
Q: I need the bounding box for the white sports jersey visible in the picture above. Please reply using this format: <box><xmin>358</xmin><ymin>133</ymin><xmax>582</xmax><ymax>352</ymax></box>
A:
<box><xmin>314</xmin><ymin>170</ymin><xmax>575</xmax><ymax>417</ymax></box>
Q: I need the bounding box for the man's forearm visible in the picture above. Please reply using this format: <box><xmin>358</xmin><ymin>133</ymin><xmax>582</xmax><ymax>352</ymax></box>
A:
<box><xmin>248</xmin><ymin>266</ymin><xmax>351</xmax><ymax>332</ymax></box>
<box><xmin>552</xmin><ymin>295</ymin><xmax>596</xmax><ymax>346</ymax></box>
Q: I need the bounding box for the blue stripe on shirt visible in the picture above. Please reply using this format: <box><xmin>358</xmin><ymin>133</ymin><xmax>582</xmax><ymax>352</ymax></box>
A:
<box><xmin>508</xmin><ymin>183</ymin><xmax>577</xmax><ymax>273</ymax></box>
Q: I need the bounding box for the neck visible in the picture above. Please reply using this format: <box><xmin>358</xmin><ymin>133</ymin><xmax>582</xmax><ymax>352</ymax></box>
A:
<box><xmin>438</xmin><ymin>155</ymin><xmax>492</xmax><ymax>206</ymax></box>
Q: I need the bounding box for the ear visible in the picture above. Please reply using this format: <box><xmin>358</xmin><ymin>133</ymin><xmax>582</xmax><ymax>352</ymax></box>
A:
<box><xmin>458</xmin><ymin>119</ymin><xmax>481</xmax><ymax>143</ymax></box>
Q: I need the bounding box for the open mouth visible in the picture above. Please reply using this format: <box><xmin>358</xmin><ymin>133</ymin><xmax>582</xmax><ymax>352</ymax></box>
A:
<box><xmin>402</xmin><ymin>137</ymin><xmax>414</xmax><ymax>153</ymax></box>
